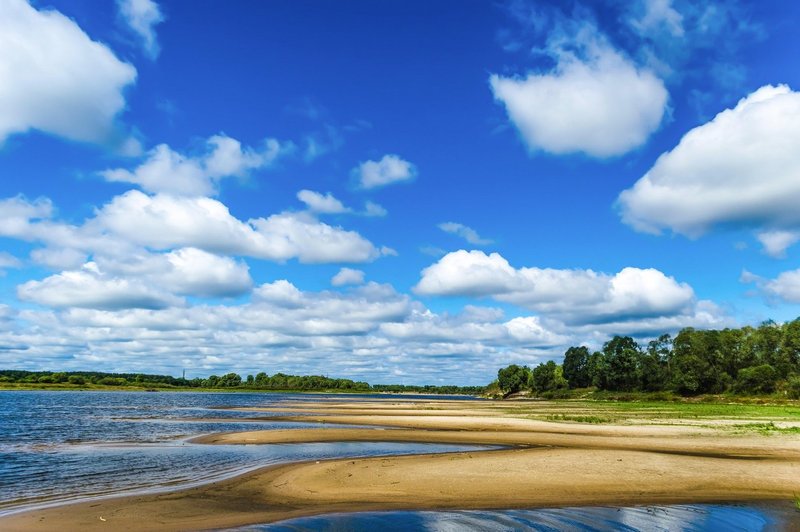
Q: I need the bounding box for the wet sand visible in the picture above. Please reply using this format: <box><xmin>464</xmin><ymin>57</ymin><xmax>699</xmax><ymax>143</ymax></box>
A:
<box><xmin>3</xmin><ymin>398</ymin><xmax>799</xmax><ymax>531</ymax></box>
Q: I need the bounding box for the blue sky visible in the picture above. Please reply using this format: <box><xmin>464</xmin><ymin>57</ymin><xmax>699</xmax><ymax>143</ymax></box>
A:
<box><xmin>1</xmin><ymin>0</ymin><xmax>799</xmax><ymax>384</ymax></box>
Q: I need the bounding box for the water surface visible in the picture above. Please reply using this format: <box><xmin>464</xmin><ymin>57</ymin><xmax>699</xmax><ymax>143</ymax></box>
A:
<box><xmin>0</xmin><ymin>391</ymin><xmax>485</xmax><ymax>513</ymax></box>
<box><xmin>249</xmin><ymin>504</ymin><xmax>797</xmax><ymax>531</ymax></box>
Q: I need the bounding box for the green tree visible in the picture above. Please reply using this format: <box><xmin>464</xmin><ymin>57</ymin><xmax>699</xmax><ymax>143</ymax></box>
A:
<box><xmin>671</xmin><ymin>328</ymin><xmax>729</xmax><ymax>395</ymax></box>
<box><xmin>219</xmin><ymin>373</ymin><xmax>242</xmax><ymax>387</ymax></box>
<box><xmin>777</xmin><ymin>319</ymin><xmax>800</xmax><ymax>377</ymax></box>
<box><xmin>531</xmin><ymin>361</ymin><xmax>568</xmax><ymax>394</ymax></box>
<box><xmin>587</xmin><ymin>351</ymin><xmax>606</xmax><ymax>389</ymax></box>
<box><xmin>497</xmin><ymin>364</ymin><xmax>531</xmax><ymax>396</ymax></box>
<box><xmin>562</xmin><ymin>346</ymin><xmax>591</xmax><ymax>388</ymax></box>
<box><xmin>599</xmin><ymin>336</ymin><xmax>642</xmax><ymax>391</ymax></box>
<box><xmin>641</xmin><ymin>334</ymin><xmax>671</xmax><ymax>391</ymax></box>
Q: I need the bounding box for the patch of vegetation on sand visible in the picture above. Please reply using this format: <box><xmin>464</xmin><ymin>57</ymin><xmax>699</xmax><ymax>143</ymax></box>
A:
<box><xmin>544</xmin><ymin>414</ymin><xmax>613</xmax><ymax>424</ymax></box>
<box><xmin>727</xmin><ymin>422</ymin><xmax>800</xmax><ymax>435</ymax></box>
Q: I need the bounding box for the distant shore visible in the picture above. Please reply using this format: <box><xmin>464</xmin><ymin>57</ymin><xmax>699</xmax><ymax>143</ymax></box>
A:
<box><xmin>3</xmin><ymin>398</ymin><xmax>799</xmax><ymax>531</ymax></box>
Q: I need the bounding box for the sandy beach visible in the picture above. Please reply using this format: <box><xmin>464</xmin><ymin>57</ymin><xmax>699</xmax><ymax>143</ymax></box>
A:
<box><xmin>3</xmin><ymin>398</ymin><xmax>800</xmax><ymax>531</ymax></box>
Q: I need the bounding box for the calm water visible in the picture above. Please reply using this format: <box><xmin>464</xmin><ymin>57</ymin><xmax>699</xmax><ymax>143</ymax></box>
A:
<box><xmin>1</xmin><ymin>391</ymin><xmax>796</xmax><ymax>531</ymax></box>
<box><xmin>250</xmin><ymin>505</ymin><xmax>798</xmax><ymax>531</ymax></box>
<box><xmin>0</xmin><ymin>391</ymin><xmax>487</xmax><ymax>513</ymax></box>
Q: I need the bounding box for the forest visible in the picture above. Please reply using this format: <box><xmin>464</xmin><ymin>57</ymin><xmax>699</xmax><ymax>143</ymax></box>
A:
<box><xmin>497</xmin><ymin>320</ymin><xmax>800</xmax><ymax>399</ymax></box>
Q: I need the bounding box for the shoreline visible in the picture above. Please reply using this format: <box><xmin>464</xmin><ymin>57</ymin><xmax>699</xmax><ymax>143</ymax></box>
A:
<box><xmin>2</xmin><ymin>398</ymin><xmax>799</xmax><ymax>531</ymax></box>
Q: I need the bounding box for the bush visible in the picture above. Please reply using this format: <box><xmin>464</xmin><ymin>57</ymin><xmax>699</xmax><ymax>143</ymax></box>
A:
<box><xmin>97</xmin><ymin>377</ymin><xmax>126</xmax><ymax>386</ymax></box>
<box><xmin>68</xmin><ymin>375</ymin><xmax>86</xmax><ymax>385</ymax></box>
<box><xmin>733</xmin><ymin>364</ymin><xmax>778</xmax><ymax>395</ymax></box>
<box><xmin>541</xmin><ymin>389</ymin><xmax>571</xmax><ymax>399</ymax></box>
<box><xmin>787</xmin><ymin>375</ymin><xmax>800</xmax><ymax>400</ymax></box>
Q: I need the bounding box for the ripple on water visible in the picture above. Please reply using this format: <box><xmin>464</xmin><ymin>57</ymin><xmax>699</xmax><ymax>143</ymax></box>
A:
<box><xmin>243</xmin><ymin>504</ymin><xmax>795</xmax><ymax>531</ymax></box>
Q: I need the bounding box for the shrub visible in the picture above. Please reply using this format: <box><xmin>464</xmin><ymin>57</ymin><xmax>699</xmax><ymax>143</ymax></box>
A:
<box><xmin>787</xmin><ymin>375</ymin><xmax>800</xmax><ymax>400</ymax></box>
<box><xmin>733</xmin><ymin>365</ymin><xmax>778</xmax><ymax>395</ymax></box>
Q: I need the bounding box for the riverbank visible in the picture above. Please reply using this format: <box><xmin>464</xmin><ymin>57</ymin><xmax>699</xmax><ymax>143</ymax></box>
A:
<box><xmin>2</xmin><ymin>397</ymin><xmax>799</xmax><ymax>531</ymax></box>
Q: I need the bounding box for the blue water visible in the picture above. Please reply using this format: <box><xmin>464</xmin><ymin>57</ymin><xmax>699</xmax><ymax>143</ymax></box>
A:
<box><xmin>0</xmin><ymin>391</ymin><xmax>487</xmax><ymax>513</ymax></box>
<box><xmin>250</xmin><ymin>505</ymin><xmax>796</xmax><ymax>531</ymax></box>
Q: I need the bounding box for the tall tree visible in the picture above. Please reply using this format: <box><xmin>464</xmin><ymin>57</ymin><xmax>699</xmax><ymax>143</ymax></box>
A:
<box><xmin>497</xmin><ymin>364</ymin><xmax>531</xmax><ymax>396</ymax></box>
<box><xmin>562</xmin><ymin>346</ymin><xmax>591</xmax><ymax>388</ymax></box>
<box><xmin>600</xmin><ymin>336</ymin><xmax>642</xmax><ymax>391</ymax></box>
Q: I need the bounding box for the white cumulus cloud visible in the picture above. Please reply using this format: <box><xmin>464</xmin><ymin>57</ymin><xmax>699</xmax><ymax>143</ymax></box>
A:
<box><xmin>116</xmin><ymin>0</ymin><xmax>164</xmax><ymax>59</ymax></box>
<box><xmin>741</xmin><ymin>269</ymin><xmax>800</xmax><ymax>304</ymax></box>
<box><xmin>415</xmin><ymin>250</ymin><xmax>696</xmax><ymax>325</ymax></box>
<box><xmin>0</xmin><ymin>190</ymin><xmax>385</xmax><ymax>266</ymax></box>
<box><xmin>618</xmin><ymin>85</ymin><xmax>800</xmax><ymax>255</ymax></box>
<box><xmin>354</xmin><ymin>154</ymin><xmax>417</xmax><ymax>189</ymax></box>
<box><xmin>17</xmin><ymin>262</ymin><xmax>183</xmax><ymax>310</ymax></box>
<box><xmin>297</xmin><ymin>190</ymin><xmax>350</xmax><ymax>214</ymax></box>
<box><xmin>0</xmin><ymin>0</ymin><xmax>137</xmax><ymax>147</ymax></box>
<box><xmin>363</xmin><ymin>201</ymin><xmax>387</xmax><ymax>217</ymax></box>
<box><xmin>490</xmin><ymin>21</ymin><xmax>667</xmax><ymax>157</ymax></box>
<box><xmin>97</xmin><ymin>191</ymin><xmax>382</xmax><ymax>263</ymax></box>
<box><xmin>438</xmin><ymin>222</ymin><xmax>492</xmax><ymax>245</ymax></box>
<box><xmin>17</xmin><ymin>247</ymin><xmax>251</xmax><ymax>310</ymax></box>
<box><xmin>0</xmin><ymin>252</ymin><xmax>21</xmax><ymax>275</ymax></box>
<box><xmin>102</xmin><ymin>134</ymin><xmax>288</xmax><ymax>196</ymax></box>
<box><xmin>331</xmin><ymin>268</ymin><xmax>365</xmax><ymax>287</ymax></box>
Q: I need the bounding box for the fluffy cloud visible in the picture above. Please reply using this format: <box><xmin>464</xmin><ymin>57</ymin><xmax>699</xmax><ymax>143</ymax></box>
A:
<box><xmin>297</xmin><ymin>190</ymin><xmax>350</xmax><ymax>214</ymax></box>
<box><xmin>17</xmin><ymin>247</ymin><xmax>251</xmax><ymax>310</ymax></box>
<box><xmin>331</xmin><ymin>268</ymin><xmax>365</xmax><ymax>287</ymax></box>
<box><xmin>380</xmin><ymin>310</ymin><xmax>565</xmax><ymax>347</ymax></box>
<box><xmin>415</xmin><ymin>250</ymin><xmax>696</xmax><ymax>324</ymax></box>
<box><xmin>17</xmin><ymin>262</ymin><xmax>183</xmax><ymax>310</ymax></box>
<box><xmin>0</xmin><ymin>190</ymin><xmax>385</xmax><ymax>314</ymax></box>
<box><xmin>741</xmin><ymin>269</ymin><xmax>800</xmax><ymax>304</ymax></box>
<box><xmin>363</xmin><ymin>201</ymin><xmax>387</xmax><ymax>217</ymax></box>
<box><xmin>94</xmin><ymin>191</ymin><xmax>383</xmax><ymax>263</ymax></box>
<box><xmin>756</xmin><ymin>231</ymin><xmax>800</xmax><ymax>259</ymax></box>
<box><xmin>490</xmin><ymin>21</ymin><xmax>667</xmax><ymax>157</ymax></box>
<box><xmin>438</xmin><ymin>222</ymin><xmax>492</xmax><ymax>245</ymax></box>
<box><xmin>627</xmin><ymin>0</ymin><xmax>684</xmax><ymax>39</ymax></box>
<box><xmin>117</xmin><ymin>0</ymin><xmax>164</xmax><ymax>59</ymax></box>
<box><xmin>250</xmin><ymin>212</ymin><xmax>383</xmax><ymax>263</ymax></box>
<box><xmin>0</xmin><ymin>0</ymin><xmax>137</xmax><ymax>146</ymax></box>
<box><xmin>0</xmin><ymin>252</ymin><xmax>21</xmax><ymax>275</ymax></box>
<box><xmin>102</xmin><ymin>135</ymin><xmax>288</xmax><ymax>196</ymax></box>
<box><xmin>618</xmin><ymin>85</ymin><xmax>800</xmax><ymax>255</ymax></box>
<box><xmin>354</xmin><ymin>155</ymin><xmax>417</xmax><ymax>189</ymax></box>
<box><xmin>140</xmin><ymin>248</ymin><xmax>252</xmax><ymax>298</ymax></box>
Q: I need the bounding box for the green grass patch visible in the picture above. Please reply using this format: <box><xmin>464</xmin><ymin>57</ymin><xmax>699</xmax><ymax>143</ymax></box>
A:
<box><xmin>544</xmin><ymin>414</ymin><xmax>613</xmax><ymax>424</ymax></box>
<box><xmin>728</xmin><ymin>422</ymin><xmax>800</xmax><ymax>435</ymax></box>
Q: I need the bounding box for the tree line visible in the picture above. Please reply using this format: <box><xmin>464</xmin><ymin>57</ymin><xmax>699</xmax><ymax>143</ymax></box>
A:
<box><xmin>497</xmin><ymin>320</ymin><xmax>800</xmax><ymax>399</ymax></box>
<box><xmin>0</xmin><ymin>369</ymin><xmax>481</xmax><ymax>395</ymax></box>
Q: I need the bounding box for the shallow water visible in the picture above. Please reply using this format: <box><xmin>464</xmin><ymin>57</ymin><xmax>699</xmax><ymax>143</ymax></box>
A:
<box><xmin>247</xmin><ymin>504</ymin><xmax>797</xmax><ymax>531</ymax></box>
<box><xmin>0</xmin><ymin>391</ymin><xmax>486</xmax><ymax>513</ymax></box>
